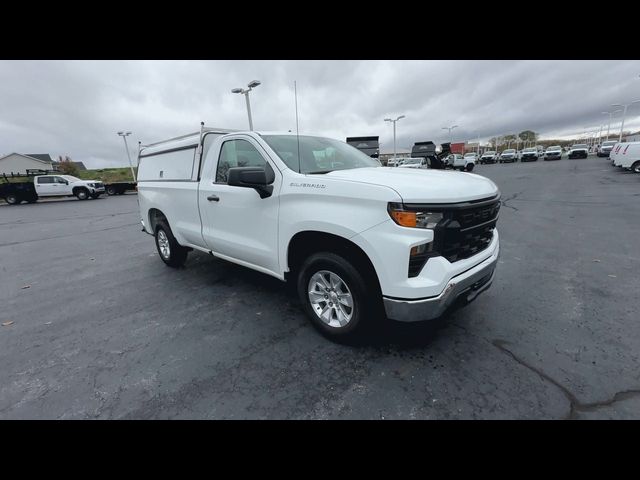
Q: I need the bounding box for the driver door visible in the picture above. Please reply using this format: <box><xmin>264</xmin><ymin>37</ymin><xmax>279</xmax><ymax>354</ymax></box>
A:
<box><xmin>54</xmin><ymin>176</ymin><xmax>72</xmax><ymax>195</ymax></box>
<box><xmin>198</xmin><ymin>135</ymin><xmax>281</xmax><ymax>276</ymax></box>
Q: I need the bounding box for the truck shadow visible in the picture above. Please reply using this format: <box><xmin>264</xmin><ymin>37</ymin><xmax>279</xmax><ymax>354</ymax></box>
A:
<box><xmin>185</xmin><ymin>252</ymin><xmax>446</xmax><ymax>350</ymax></box>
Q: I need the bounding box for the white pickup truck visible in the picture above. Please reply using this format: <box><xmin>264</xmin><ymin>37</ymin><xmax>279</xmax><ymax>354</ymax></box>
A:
<box><xmin>137</xmin><ymin>127</ymin><xmax>501</xmax><ymax>341</ymax></box>
<box><xmin>34</xmin><ymin>174</ymin><xmax>105</xmax><ymax>200</ymax></box>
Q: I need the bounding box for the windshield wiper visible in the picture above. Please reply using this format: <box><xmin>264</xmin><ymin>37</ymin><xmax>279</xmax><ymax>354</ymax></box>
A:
<box><xmin>306</xmin><ymin>170</ymin><xmax>333</xmax><ymax>174</ymax></box>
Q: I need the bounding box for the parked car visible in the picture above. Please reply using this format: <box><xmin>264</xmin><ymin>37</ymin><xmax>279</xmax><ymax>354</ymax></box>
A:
<box><xmin>137</xmin><ymin>128</ymin><xmax>500</xmax><ymax>341</ymax></box>
<box><xmin>498</xmin><ymin>149</ymin><xmax>518</xmax><ymax>163</ymax></box>
<box><xmin>397</xmin><ymin>158</ymin><xmax>429</xmax><ymax>169</ymax></box>
<box><xmin>387</xmin><ymin>158</ymin><xmax>408</xmax><ymax>167</ymax></box>
<box><xmin>520</xmin><ymin>147</ymin><xmax>539</xmax><ymax>162</ymax></box>
<box><xmin>479</xmin><ymin>151</ymin><xmax>498</xmax><ymax>164</ymax></box>
<box><xmin>616</xmin><ymin>142</ymin><xmax>640</xmax><ymax>172</ymax></box>
<box><xmin>597</xmin><ymin>140</ymin><xmax>618</xmax><ymax>157</ymax></box>
<box><xmin>568</xmin><ymin>144</ymin><xmax>589</xmax><ymax>159</ymax></box>
<box><xmin>464</xmin><ymin>152</ymin><xmax>478</xmax><ymax>162</ymax></box>
<box><xmin>447</xmin><ymin>154</ymin><xmax>475</xmax><ymax>171</ymax></box>
<box><xmin>544</xmin><ymin>145</ymin><xmax>563</xmax><ymax>161</ymax></box>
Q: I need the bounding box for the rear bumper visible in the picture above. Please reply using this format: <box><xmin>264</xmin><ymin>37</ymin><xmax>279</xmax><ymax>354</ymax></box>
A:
<box><xmin>383</xmin><ymin>243</ymin><xmax>499</xmax><ymax>322</ymax></box>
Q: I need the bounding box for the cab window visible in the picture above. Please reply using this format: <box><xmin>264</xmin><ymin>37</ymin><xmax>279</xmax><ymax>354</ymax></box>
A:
<box><xmin>216</xmin><ymin>139</ymin><xmax>267</xmax><ymax>183</ymax></box>
<box><xmin>37</xmin><ymin>176</ymin><xmax>53</xmax><ymax>184</ymax></box>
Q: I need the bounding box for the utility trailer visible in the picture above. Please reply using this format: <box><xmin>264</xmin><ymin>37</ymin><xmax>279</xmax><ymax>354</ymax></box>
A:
<box><xmin>346</xmin><ymin>136</ymin><xmax>379</xmax><ymax>158</ymax></box>
<box><xmin>105</xmin><ymin>181</ymin><xmax>137</xmax><ymax>195</ymax></box>
<box><xmin>0</xmin><ymin>172</ymin><xmax>38</xmax><ymax>204</ymax></box>
<box><xmin>410</xmin><ymin>141</ymin><xmax>451</xmax><ymax>169</ymax></box>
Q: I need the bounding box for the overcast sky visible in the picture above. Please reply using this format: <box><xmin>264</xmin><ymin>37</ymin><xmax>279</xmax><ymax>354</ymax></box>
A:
<box><xmin>1</xmin><ymin>60</ymin><xmax>639</xmax><ymax>168</ymax></box>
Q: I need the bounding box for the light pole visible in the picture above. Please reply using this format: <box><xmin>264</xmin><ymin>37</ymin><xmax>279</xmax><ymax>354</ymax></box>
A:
<box><xmin>384</xmin><ymin>115</ymin><xmax>405</xmax><ymax>162</ymax></box>
<box><xmin>442</xmin><ymin>125</ymin><xmax>458</xmax><ymax>144</ymax></box>
<box><xmin>232</xmin><ymin>80</ymin><xmax>261</xmax><ymax>130</ymax></box>
<box><xmin>602</xmin><ymin>110</ymin><xmax>621</xmax><ymax>141</ymax></box>
<box><xmin>117</xmin><ymin>131</ymin><xmax>136</xmax><ymax>181</ymax></box>
<box><xmin>611</xmin><ymin>101</ymin><xmax>640</xmax><ymax>142</ymax></box>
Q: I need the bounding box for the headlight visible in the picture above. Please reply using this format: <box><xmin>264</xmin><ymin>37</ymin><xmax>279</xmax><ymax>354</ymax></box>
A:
<box><xmin>388</xmin><ymin>203</ymin><xmax>443</xmax><ymax>229</ymax></box>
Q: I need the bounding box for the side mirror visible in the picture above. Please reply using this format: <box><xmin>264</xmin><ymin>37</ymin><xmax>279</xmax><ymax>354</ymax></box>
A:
<box><xmin>227</xmin><ymin>165</ymin><xmax>275</xmax><ymax>199</ymax></box>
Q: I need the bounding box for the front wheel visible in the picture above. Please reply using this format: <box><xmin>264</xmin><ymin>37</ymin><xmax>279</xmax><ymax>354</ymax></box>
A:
<box><xmin>466</xmin><ymin>163</ymin><xmax>474</xmax><ymax>172</ymax></box>
<box><xmin>154</xmin><ymin>221</ymin><xmax>188</xmax><ymax>267</ymax></box>
<box><xmin>75</xmin><ymin>189</ymin><xmax>89</xmax><ymax>200</ymax></box>
<box><xmin>297</xmin><ymin>252</ymin><xmax>380</xmax><ymax>342</ymax></box>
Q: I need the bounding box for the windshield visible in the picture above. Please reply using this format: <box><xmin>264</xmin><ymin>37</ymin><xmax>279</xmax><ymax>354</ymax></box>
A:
<box><xmin>483</xmin><ymin>151</ymin><xmax>496</xmax><ymax>155</ymax></box>
<box><xmin>502</xmin><ymin>149</ymin><xmax>515</xmax><ymax>154</ymax></box>
<box><xmin>262</xmin><ymin>135</ymin><xmax>380</xmax><ymax>174</ymax></box>
<box><xmin>547</xmin><ymin>146</ymin><xmax>561</xmax><ymax>151</ymax></box>
<box><xmin>62</xmin><ymin>175</ymin><xmax>81</xmax><ymax>181</ymax></box>
<box><xmin>572</xmin><ymin>144</ymin><xmax>587</xmax><ymax>148</ymax></box>
<box><xmin>602</xmin><ymin>141</ymin><xmax>617</xmax><ymax>147</ymax></box>
<box><xmin>523</xmin><ymin>148</ymin><xmax>536</xmax><ymax>152</ymax></box>
<box><xmin>464</xmin><ymin>153</ymin><xmax>475</xmax><ymax>157</ymax></box>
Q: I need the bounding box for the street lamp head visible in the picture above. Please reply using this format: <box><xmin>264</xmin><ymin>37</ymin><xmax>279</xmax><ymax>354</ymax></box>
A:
<box><xmin>384</xmin><ymin>118</ymin><xmax>392</xmax><ymax>122</ymax></box>
<box><xmin>231</xmin><ymin>88</ymin><xmax>243</xmax><ymax>94</ymax></box>
<box><xmin>396</xmin><ymin>115</ymin><xmax>405</xmax><ymax>121</ymax></box>
<box><xmin>611</xmin><ymin>103</ymin><xmax>623</xmax><ymax>108</ymax></box>
<box><xmin>126</xmin><ymin>131</ymin><xmax>132</xmax><ymax>135</ymax></box>
<box><xmin>247</xmin><ymin>80</ymin><xmax>261</xmax><ymax>89</ymax></box>
<box><xmin>117</xmin><ymin>131</ymin><xmax>124</xmax><ymax>135</ymax></box>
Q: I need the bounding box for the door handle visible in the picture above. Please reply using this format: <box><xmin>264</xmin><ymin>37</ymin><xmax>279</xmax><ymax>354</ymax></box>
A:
<box><xmin>207</xmin><ymin>194</ymin><xmax>219</xmax><ymax>202</ymax></box>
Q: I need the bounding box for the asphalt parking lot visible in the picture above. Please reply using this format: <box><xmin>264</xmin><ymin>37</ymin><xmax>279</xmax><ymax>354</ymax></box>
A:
<box><xmin>1</xmin><ymin>157</ymin><xmax>639</xmax><ymax>419</ymax></box>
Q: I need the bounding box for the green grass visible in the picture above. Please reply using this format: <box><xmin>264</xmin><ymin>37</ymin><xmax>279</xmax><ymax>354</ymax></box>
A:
<box><xmin>79</xmin><ymin>167</ymin><xmax>137</xmax><ymax>183</ymax></box>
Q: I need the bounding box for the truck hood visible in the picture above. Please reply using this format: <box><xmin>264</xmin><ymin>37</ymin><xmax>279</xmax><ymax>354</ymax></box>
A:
<box><xmin>318</xmin><ymin>167</ymin><xmax>499</xmax><ymax>203</ymax></box>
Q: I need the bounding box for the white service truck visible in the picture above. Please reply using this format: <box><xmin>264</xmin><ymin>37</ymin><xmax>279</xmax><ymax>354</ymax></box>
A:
<box><xmin>137</xmin><ymin>127</ymin><xmax>501</xmax><ymax>341</ymax></box>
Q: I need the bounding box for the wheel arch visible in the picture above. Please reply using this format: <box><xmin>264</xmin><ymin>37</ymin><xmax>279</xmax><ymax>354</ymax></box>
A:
<box><xmin>148</xmin><ymin>208</ymin><xmax>168</xmax><ymax>234</ymax></box>
<box><xmin>286</xmin><ymin>230</ymin><xmax>382</xmax><ymax>296</ymax></box>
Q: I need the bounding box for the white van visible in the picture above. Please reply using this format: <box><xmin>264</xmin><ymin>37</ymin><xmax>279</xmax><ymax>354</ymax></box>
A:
<box><xmin>611</xmin><ymin>143</ymin><xmax>625</xmax><ymax>166</ymax></box>
<box><xmin>616</xmin><ymin>142</ymin><xmax>640</xmax><ymax>172</ymax></box>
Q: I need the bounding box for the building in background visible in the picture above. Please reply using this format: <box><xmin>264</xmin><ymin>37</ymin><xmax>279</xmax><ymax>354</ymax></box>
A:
<box><xmin>623</xmin><ymin>131</ymin><xmax>640</xmax><ymax>142</ymax></box>
<box><xmin>0</xmin><ymin>153</ymin><xmax>55</xmax><ymax>175</ymax></box>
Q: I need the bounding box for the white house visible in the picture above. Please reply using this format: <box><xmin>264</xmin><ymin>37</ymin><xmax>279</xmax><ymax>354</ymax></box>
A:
<box><xmin>0</xmin><ymin>153</ymin><xmax>54</xmax><ymax>175</ymax></box>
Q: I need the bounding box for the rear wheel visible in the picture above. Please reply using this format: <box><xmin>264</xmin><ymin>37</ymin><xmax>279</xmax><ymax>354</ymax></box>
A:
<box><xmin>154</xmin><ymin>220</ymin><xmax>188</xmax><ymax>267</ymax></box>
<box><xmin>106</xmin><ymin>186</ymin><xmax>116</xmax><ymax>195</ymax></box>
<box><xmin>297</xmin><ymin>252</ymin><xmax>380</xmax><ymax>342</ymax></box>
<box><xmin>5</xmin><ymin>194</ymin><xmax>19</xmax><ymax>205</ymax></box>
<box><xmin>632</xmin><ymin>161</ymin><xmax>640</xmax><ymax>174</ymax></box>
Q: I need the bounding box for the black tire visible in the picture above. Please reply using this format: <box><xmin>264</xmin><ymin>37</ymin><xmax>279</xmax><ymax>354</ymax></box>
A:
<box><xmin>154</xmin><ymin>220</ymin><xmax>188</xmax><ymax>268</ymax></box>
<box><xmin>106</xmin><ymin>186</ymin><xmax>116</xmax><ymax>195</ymax></box>
<box><xmin>632</xmin><ymin>161</ymin><xmax>640</xmax><ymax>174</ymax></box>
<box><xmin>466</xmin><ymin>163</ymin><xmax>474</xmax><ymax>172</ymax></box>
<box><xmin>297</xmin><ymin>252</ymin><xmax>381</xmax><ymax>342</ymax></box>
<box><xmin>5</xmin><ymin>194</ymin><xmax>19</xmax><ymax>205</ymax></box>
<box><xmin>75</xmin><ymin>188</ymin><xmax>89</xmax><ymax>200</ymax></box>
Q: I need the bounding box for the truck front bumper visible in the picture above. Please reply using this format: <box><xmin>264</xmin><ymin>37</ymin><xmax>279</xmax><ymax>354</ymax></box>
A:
<box><xmin>382</xmin><ymin>245</ymin><xmax>499</xmax><ymax>323</ymax></box>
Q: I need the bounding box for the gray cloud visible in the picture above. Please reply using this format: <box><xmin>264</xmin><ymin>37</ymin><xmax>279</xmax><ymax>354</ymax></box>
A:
<box><xmin>1</xmin><ymin>60</ymin><xmax>639</xmax><ymax>167</ymax></box>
